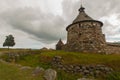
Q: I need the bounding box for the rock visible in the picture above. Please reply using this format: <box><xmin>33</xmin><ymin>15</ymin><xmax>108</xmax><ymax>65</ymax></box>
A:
<box><xmin>78</xmin><ymin>69</ymin><xmax>83</xmax><ymax>72</ymax></box>
<box><xmin>20</xmin><ymin>66</ymin><xmax>32</xmax><ymax>70</ymax></box>
<box><xmin>69</xmin><ymin>65</ymin><xmax>74</xmax><ymax>68</ymax></box>
<box><xmin>54</xmin><ymin>56</ymin><xmax>62</xmax><ymax>59</ymax></box>
<box><xmin>75</xmin><ymin>66</ymin><xmax>81</xmax><ymax>70</ymax></box>
<box><xmin>89</xmin><ymin>72</ymin><xmax>94</xmax><ymax>76</ymax></box>
<box><xmin>51</xmin><ymin>56</ymin><xmax>113</xmax><ymax>78</ymax></box>
<box><xmin>77</xmin><ymin>78</ymin><xmax>94</xmax><ymax>80</ymax></box>
<box><xmin>43</xmin><ymin>69</ymin><xmax>57</xmax><ymax>80</ymax></box>
<box><xmin>32</xmin><ymin>67</ymin><xmax>45</xmax><ymax>76</ymax></box>
<box><xmin>15</xmin><ymin>64</ymin><xmax>22</xmax><ymax>67</ymax></box>
<box><xmin>99</xmin><ymin>66</ymin><xmax>105</xmax><ymax>71</ymax></box>
<box><xmin>104</xmin><ymin>67</ymin><xmax>110</xmax><ymax>72</ymax></box>
<box><xmin>52</xmin><ymin>56</ymin><xmax>62</xmax><ymax>66</ymax></box>
<box><xmin>96</xmin><ymin>70</ymin><xmax>100</xmax><ymax>73</ymax></box>
<box><xmin>109</xmin><ymin>68</ymin><xmax>113</xmax><ymax>71</ymax></box>
<box><xmin>86</xmin><ymin>66</ymin><xmax>90</xmax><ymax>70</ymax></box>
<box><xmin>82</xmin><ymin>66</ymin><xmax>86</xmax><ymax>70</ymax></box>
<box><xmin>89</xmin><ymin>66</ymin><xmax>94</xmax><ymax>69</ymax></box>
<box><xmin>58</xmin><ymin>64</ymin><xmax>63</xmax><ymax>68</ymax></box>
<box><xmin>83</xmin><ymin>70</ymin><xmax>90</xmax><ymax>75</ymax></box>
<box><xmin>93</xmin><ymin>70</ymin><xmax>101</xmax><ymax>77</ymax></box>
<box><xmin>61</xmin><ymin>67</ymin><xmax>66</xmax><ymax>71</ymax></box>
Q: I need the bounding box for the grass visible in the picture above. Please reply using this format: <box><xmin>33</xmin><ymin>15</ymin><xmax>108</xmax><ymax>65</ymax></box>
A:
<box><xmin>27</xmin><ymin>51</ymin><xmax>120</xmax><ymax>71</ymax></box>
<box><xmin>19</xmin><ymin>50</ymin><xmax>120</xmax><ymax>71</ymax></box>
<box><xmin>0</xmin><ymin>49</ymin><xmax>120</xmax><ymax>80</ymax></box>
<box><xmin>57</xmin><ymin>70</ymin><xmax>82</xmax><ymax>80</ymax></box>
<box><xmin>0</xmin><ymin>62</ymin><xmax>43</xmax><ymax>80</ymax></box>
<box><xmin>106</xmin><ymin>72</ymin><xmax>120</xmax><ymax>80</ymax></box>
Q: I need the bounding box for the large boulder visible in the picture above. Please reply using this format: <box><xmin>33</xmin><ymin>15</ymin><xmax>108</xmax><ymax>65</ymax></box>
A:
<box><xmin>43</xmin><ymin>69</ymin><xmax>57</xmax><ymax>80</ymax></box>
<box><xmin>32</xmin><ymin>66</ymin><xmax>45</xmax><ymax>76</ymax></box>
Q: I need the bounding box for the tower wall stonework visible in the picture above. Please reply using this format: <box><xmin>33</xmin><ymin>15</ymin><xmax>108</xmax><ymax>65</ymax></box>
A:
<box><xmin>56</xmin><ymin>6</ymin><xmax>120</xmax><ymax>54</ymax></box>
<box><xmin>63</xmin><ymin>21</ymin><xmax>106</xmax><ymax>53</ymax></box>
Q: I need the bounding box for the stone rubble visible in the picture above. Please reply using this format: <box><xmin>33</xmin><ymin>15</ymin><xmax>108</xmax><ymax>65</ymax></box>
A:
<box><xmin>52</xmin><ymin>56</ymin><xmax>113</xmax><ymax>77</ymax></box>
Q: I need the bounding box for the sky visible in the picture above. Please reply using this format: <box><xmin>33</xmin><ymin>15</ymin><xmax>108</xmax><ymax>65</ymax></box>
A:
<box><xmin>0</xmin><ymin>0</ymin><xmax>120</xmax><ymax>49</ymax></box>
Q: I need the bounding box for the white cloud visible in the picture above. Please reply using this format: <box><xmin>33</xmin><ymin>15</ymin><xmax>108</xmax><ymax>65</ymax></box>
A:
<box><xmin>0</xmin><ymin>0</ymin><xmax>120</xmax><ymax>49</ymax></box>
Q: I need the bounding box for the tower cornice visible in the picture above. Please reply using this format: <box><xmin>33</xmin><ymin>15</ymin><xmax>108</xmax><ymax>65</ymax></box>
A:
<box><xmin>66</xmin><ymin>20</ymin><xmax>103</xmax><ymax>31</ymax></box>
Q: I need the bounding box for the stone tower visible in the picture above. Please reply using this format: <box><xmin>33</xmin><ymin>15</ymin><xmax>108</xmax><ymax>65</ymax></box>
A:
<box><xmin>63</xmin><ymin>6</ymin><xmax>106</xmax><ymax>53</ymax></box>
<box><xmin>56</xmin><ymin>39</ymin><xmax>64</xmax><ymax>50</ymax></box>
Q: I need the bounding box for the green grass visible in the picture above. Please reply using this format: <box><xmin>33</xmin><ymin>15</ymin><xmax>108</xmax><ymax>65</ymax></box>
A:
<box><xmin>16</xmin><ymin>53</ymin><xmax>52</xmax><ymax>69</ymax></box>
<box><xmin>57</xmin><ymin>70</ymin><xmax>82</xmax><ymax>80</ymax></box>
<box><xmin>0</xmin><ymin>62</ymin><xmax>43</xmax><ymax>80</ymax></box>
<box><xmin>106</xmin><ymin>72</ymin><xmax>120</xmax><ymax>80</ymax></box>
<box><xmin>1</xmin><ymin>50</ymin><xmax>120</xmax><ymax>80</ymax></box>
<box><xmin>17</xmin><ymin>50</ymin><xmax>120</xmax><ymax>71</ymax></box>
<box><xmin>1</xmin><ymin>50</ymin><xmax>120</xmax><ymax>71</ymax></box>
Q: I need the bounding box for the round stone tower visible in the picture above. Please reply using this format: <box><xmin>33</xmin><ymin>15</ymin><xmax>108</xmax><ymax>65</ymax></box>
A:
<box><xmin>63</xmin><ymin>6</ymin><xmax>106</xmax><ymax>53</ymax></box>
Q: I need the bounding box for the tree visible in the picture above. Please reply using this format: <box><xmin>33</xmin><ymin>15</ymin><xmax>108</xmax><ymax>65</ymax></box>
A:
<box><xmin>3</xmin><ymin>35</ymin><xmax>15</xmax><ymax>50</ymax></box>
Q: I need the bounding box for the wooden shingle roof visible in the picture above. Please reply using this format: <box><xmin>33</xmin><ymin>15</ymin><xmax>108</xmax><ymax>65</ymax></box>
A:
<box><xmin>73</xmin><ymin>6</ymin><xmax>93</xmax><ymax>23</ymax></box>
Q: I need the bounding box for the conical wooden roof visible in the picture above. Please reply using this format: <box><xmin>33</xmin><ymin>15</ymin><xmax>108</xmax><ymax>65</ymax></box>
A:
<box><xmin>73</xmin><ymin>6</ymin><xmax>93</xmax><ymax>23</ymax></box>
<box><xmin>56</xmin><ymin>39</ymin><xmax>64</xmax><ymax>46</ymax></box>
<box><xmin>66</xmin><ymin>6</ymin><xmax>103</xmax><ymax>31</ymax></box>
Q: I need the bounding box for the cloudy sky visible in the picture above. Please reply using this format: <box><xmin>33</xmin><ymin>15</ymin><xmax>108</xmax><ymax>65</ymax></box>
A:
<box><xmin>0</xmin><ymin>0</ymin><xmax>120</xmax><ymax>49</ymax></box>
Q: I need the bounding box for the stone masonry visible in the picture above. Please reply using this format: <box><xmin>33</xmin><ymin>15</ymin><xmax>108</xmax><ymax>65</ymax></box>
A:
<box><xmin>52</xmin><ymin>56</ymin><xmax>113</xmax><ymax>77</ymax></box>
<box><xmin>56</xmin><ymin>5</ymin><xmax>120</xmax><ymax>54</ymax></box>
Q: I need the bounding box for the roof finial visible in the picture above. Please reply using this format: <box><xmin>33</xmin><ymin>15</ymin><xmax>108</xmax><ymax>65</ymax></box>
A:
<box><xmin>81</xmin><ymin>0</ymin><xmax>83</xmax><ymax>7</ymax></box>
<box><xmin>79</xmin><ymin>0</ymin><xmax>85</xmax><ymax>12</ymax></box>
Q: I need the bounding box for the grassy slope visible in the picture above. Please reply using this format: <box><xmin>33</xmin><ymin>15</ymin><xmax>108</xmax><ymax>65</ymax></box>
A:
<box><xmin>16</xmin><ymin>50</ymin><xmax>120</xmax><ymax>71</ymax></box>
<box><xmin>0</xmin><ymin>49</ymin><xmax>120</xmax><ymax>80</ymax></box>
<box><xmin>0</xmin><ymin>61</ymin><xmax>43</xmax><ymax>80</ymax></box>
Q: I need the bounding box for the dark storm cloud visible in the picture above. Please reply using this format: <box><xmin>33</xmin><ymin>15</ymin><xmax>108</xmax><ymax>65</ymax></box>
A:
<box><xmin>0</xmin><ymin>8</ymin><xmax>66</xmax><ymax>44</ymax></box>
<box><xmin>0</xmin><ymin>0</ymin><xmax>120</xmax><ymax>45</ymax></box>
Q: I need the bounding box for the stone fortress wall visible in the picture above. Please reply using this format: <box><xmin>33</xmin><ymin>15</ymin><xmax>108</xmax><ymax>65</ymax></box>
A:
<box><xmin>106</xmin><ymin>43</ymin><xmax>120</xmax><ymax>54</ymax></box>
<box><xmin>52</xmin><ymin>56</ymin><xmax>113</xmax><ymax>77</ymax></box>
<box><xmin>56</xmin><ymin>5</ymin><xmax>120</xmax><ymax>54</ymax></box>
